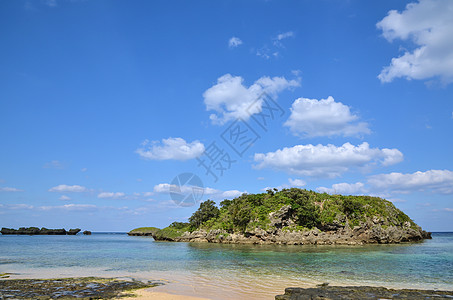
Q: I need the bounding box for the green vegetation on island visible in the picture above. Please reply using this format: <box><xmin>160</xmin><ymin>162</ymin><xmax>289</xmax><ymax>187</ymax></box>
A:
<box><xmin>129</xmin><ymin>188</ymin><xmax>431</xmax><ymax>244</ymax></box>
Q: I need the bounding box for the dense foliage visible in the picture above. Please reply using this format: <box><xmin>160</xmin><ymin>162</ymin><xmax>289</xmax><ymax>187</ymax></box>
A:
<box><xmin>188</xmin><ymin>200</ymin><xmax>219</xmax><ymax>228</ymax></box>
<box><xmin>187</xmin><ymin>188</ymin><xmax>415</xmax><ymax>233</ymax></box>
<box><xmin>137</xmin><ymin>188</ymin><xmax>416</xmax><ymax>238</ymax></box>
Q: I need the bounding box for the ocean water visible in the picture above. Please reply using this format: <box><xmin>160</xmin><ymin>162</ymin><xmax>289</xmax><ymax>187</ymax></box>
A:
<box><xmin>1</xmin><ymin>232</ymin><xmax>452</xmax><ymax>299</ymax></box>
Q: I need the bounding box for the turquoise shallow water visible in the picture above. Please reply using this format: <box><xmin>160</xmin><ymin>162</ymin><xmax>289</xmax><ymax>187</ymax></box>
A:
<box><xmin>1</xmin><ymin>232</ymin><xmax>452</xmax><ymax>298</ymax></box>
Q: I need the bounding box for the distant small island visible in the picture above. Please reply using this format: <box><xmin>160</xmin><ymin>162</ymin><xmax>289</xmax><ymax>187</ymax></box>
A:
<box><xmin>129</xmin><ymin>188</ymin><xmax>431</xmax><ymax>245</ymax></box>
<box><xmin>0</xmin><ymin>227</ymin><xmax>89</xmax><ymax>235</ymax></box>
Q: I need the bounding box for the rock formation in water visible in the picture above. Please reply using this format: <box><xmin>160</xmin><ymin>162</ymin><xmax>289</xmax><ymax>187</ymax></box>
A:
<box><xmin>0</xmin><ymin>227</ymin><xmax>82</xmax><ymax>235</ymax></box>
<box><xmin>275</xmin><ymin>286</ymin><xmax>453</xmax><ymax>299</ymax></box>
<box><xmin>130</xmin><ymin>188</ymin><xmax>431</xmax><ymax>245</ymax></box>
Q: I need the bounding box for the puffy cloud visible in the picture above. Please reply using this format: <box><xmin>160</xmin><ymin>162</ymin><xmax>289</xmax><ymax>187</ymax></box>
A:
<box><xmin>221</xmin><ymin>190</ymin><xmax>245</xmax><ymax>199</ymax></box>
<box><xmin>284</xmin><ymin>96</ymin><xmax>370</xmax><ymax>137</ymax></box>
<box><xmin>203</xmin><ymin>74</ymin><xmax>300</xmax><ymax>125</ymax></box>
<box><xmin>0</xmin><ymin>187</ymin><xmax>23</xmax><ymax>192</ymax></box>
<box><xmin>254</xmin><ymin>142</ymin><xmax>403</xmax><ymax>178</ymax></box>
<box><xmin>288</xmin><ymin>178</ymin><xmax>306</xmax><ymax>187</ymax></box>
<box><xmin>97</xmin><ymin>192</ymin><xmax>126</xmax><ymax>199</ymax></box>
<box><xmin>317</xmin><ymin>182</ymin><xmax>366</xmax><ymax>195</ymax></box>
<box><xmin>262</xmin><ymin>178</ymin><xmax>306</xmax><ymax>191</ymax></box>
<box><xmin>59</xmin><ymin>195</ymin><xmax>71</xmax><ymax>201</ymax></box>
<box><xmin>153</xmin><ymin>183</ymin><xmax>205</xmax><ymax>194</ymax></box>
<box><xmin>377</xmin><ymin>0</ymin><xmax>453</xmax><ymax>84</ymax></box>
<box><xmin>228</xmin><ymin>37</ymin><xmax>243</xmax><ymax>48</ymax></box>
<box><xmin>136</xmin><ymin>137</ymin><xmax>205</xmax><ymax>161</ymax></box>
<box><xmin>153</xmin><ymin>183</ymin><xmax>244</xmax><ymax>200</ymax></box>
<box><xmin>368</xmin><ymin>169</ymin><xmax>453</xmax><ymax>194</ymax></box>
<box><xmin>48</xmin><ymin>184</ymin><xmax>86</xmax><ymax>193</ymax></box>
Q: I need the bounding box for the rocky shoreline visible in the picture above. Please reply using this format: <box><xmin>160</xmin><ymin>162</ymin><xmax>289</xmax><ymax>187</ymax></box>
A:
<box><xmin>132</xmin><ymin>205</ymin><xmax>431</xmax><ymax>245</ymax></box>
<box><xmin>275</xmin><ymin>286</ymin><xmax>453</xmax><ymax>299</ymax></box>
<box><xmin>0</xmin><ymin>227</ymin><xmax>91</xmax><ymax>235</ymax></box>
<box><xmin>0</xmin><ymin>277</ymin><xmax>159</xmax><ymax>299</ymax></box>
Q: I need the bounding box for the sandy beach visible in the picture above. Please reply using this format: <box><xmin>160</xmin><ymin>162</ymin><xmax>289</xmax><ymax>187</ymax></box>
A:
<box><xmin>124</xmin><ymin>288</ymin><xmax>211</xmax><ymax>300</ymax></box>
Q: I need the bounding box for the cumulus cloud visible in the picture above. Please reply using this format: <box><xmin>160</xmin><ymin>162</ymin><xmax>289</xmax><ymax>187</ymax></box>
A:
<box><xmin>229</xmin><ymin>37</ymin><xmax>243</xmax><ymax>48</ymax></box>
<box><xmin>368</xmin><ymin>169</ymin><xmax>453</xmax><ymax>194</ymax></box>
<box><xmin>48</xmin><ymin>184</ymin><xmax>86</xmax><ymax>193</ymax></box>
<box><xmin>97</xmin><ymin>192</ymin><xmax>126</xmax><ymax>199</ymax></box>
<box><xmin>221</xmin><ymin>190</ymin><xmax>245</xmax><ymax>199</ymax></box>
<box><xmin>284</xmin><ymin>96</ymin><xmax>370</xmax><ymax>138</ymax></box>
<box><xmin>377</xmin><ymin>0</ymin><xmax>453</xmax><ymax>84</ymax></box>
<box><xmin>203</xmin><ymin>74</ymin><xmax>300</xmax><ymax>124</ymax></box>
<box><xmin>262</xmin><ymin>178</ymin><xmax>306</xmax><ymax>191</ymax></box>
<box><xmin>0</xmin><ymin>187</ymin><xmax>23</xmax><ymax>192</ymax></box>
<box><xmin>317</xmin><ymin>182</ymin><xmax>366</xmax><ymax>195</ymax></box>
<box><xmin>153</xmin><ymin>183</ymin><xmax>244</xmax><ymax>200</ymax></box>
<box><xmin>136</xmin><ymin>137</ymin><xmax>205</xmax><ymax>161</ymax></box>
<box><xmin>288</xmin><ymin>178</ymin><xmax>306</xmax><ymax>187</ymax></box>
<box><xmin>59</xmin><ymin>195</ymin><xmax>71</xmax><ymax>201</ymax></box>
<box><xmin>254</xmin><ymin>142</ymin><xmax>403</xmax><ymax>178</ymax></box>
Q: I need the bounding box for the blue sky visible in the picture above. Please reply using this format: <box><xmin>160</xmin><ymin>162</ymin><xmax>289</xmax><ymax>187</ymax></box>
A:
<box><xmin>1</xmin><ymin>0</ymin><xmax>452</xmax><ymax>232</ymax></box>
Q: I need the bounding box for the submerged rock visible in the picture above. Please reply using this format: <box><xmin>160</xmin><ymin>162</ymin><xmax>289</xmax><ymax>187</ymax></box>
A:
<box><xmin>275</xmin><ymin>286</ymin><xmax>453</xmax><ymax>300</ymax></box>
<box><xmin>0</xmin><ymin>277</ymin><xmax>159</xmax><ymax>299</ymax></box>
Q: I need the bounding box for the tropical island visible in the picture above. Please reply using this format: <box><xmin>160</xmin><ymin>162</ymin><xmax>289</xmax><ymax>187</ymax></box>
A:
<box><xmin>128</xmin><ymin>188</ymin><xmax>431</xmax><ymax>245</ymax></box>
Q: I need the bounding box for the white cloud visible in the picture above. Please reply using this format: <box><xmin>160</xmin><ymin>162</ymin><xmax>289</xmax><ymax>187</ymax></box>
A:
<box><xmin>153</xmin><ymin>183</ymin><xmax>244</xmax><ymax>200</ymax></box>
<box><xmin>81</xmin><ymin>168</ymin><xmax>87</xmax><ymax>172</ymax></box>
<box><xmin>317</xmin><ymin>182</ymin><xmax>366</xmax><ymax>195</ymax></box>
<box><xmin>262</xmin><ymin>178</ymin><xmax>306</xmax><ymax>191</ymax></box>
<box><xmin>276</xmin><ymin>31</ymin><xmax>294</xmax><ymax>41</ymax></box>
<box><xmin>97</xmin><ymin>192</ymin><xmax>125</xmax><ymax>199</ymax></box>
<box><xmin>288</xmin><ymin>178</ymin><xmax>306</xmax><ymax>187</ymax></box>
<box><xmin>284</xmin><ymin>96</ymin><xmax>370</xmax><ymax>138</ymax></box>
<box><xmin>4</xmin><ymin>204</ymin><xmax>34</xmax><ymax>210</ymax></box>
<box><xmin>48</xmin><ymin>184</ymin><xmax>86</xmax><ymax>193</ymax></box>
<box><xmin>136</xmin><ymin>137</ymin><xmax>205</xmax><ymax>161</ymax></box>
<box><xmin>254</xmin><ymin>142</ymin><xmax>403</xmax><ymax>178</ymax></box>
<box><xmin>59</xmin><ymin>195</ymin><xmax>71</xmax><ymax>201</ymax></box>
<box><xmin>444</xmin><ymin>208</ymin><xmax>453</xmax><ymax>212</ymax></box>
<box><xmin>39</xmin><ymin>204</ymin><xmax>97</xmax><ymax>211</ymax></box>
<box><xmin>368</xmin><ymin>169</ymin><xmax>453</xmax><ymax>194</ymax></box>
<box><xmin>221</xmin><ymin>190</ymin><xmax>245</xmax><ymax>199</ymax></box>
<box><xmin>203</xmin><ymin>74</ymin><xmax>300</xmax><ymax>125</ymax></box>
<box><xmin>154</xmin><ymin>183</ymin><xmax>175</xmax><ymax>193</ymax></box>
<box><xmin>0</xmin><ymin>187</ymin><xmax>23</xmax><ymax>192</ymax></box>
<box><xmin>377</xmin><ymin>0</ymin><xmax>453</xmax><ymax>84</ymax></box>
<box><xmin>228</xmin><ymin>37</ymin><xmax>243</xmax><ymax>48</ymax></box>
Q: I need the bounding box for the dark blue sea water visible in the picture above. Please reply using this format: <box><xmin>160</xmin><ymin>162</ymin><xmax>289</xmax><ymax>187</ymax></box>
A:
<box><xmin>1</xmin><ymin>232</ymin><xmax>452</xmax><ymax>298</ymax></box>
